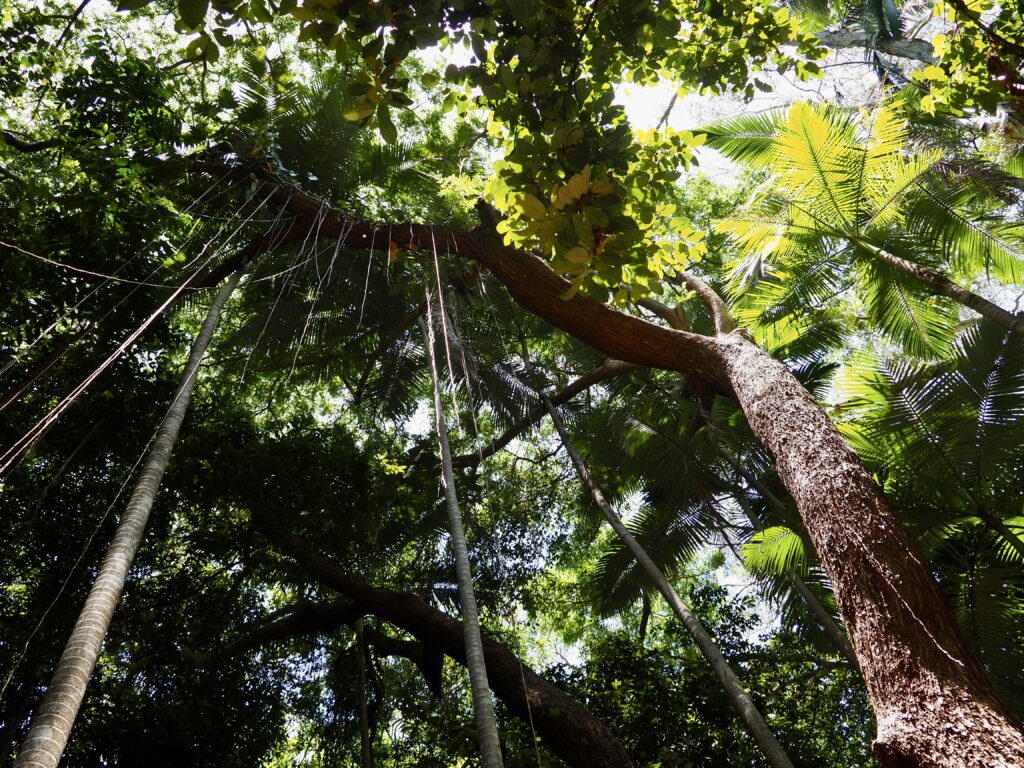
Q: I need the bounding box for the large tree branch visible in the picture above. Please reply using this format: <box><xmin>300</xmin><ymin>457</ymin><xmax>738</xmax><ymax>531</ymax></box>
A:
<box><xmin>1</xmin><ymin>129</ymin><xmax>60</xmax><ymax>153</ymax></box>
<box><xmin>815</xmin><ymin>30</ymin><xmax>937</xmax><ymax>63</ymax></box>
<box><xmin>251</xmin><ymin>512</ymin><xmax>635</xmax><ymax>768</ymax></box>
<box><xmin>211</xmin><ymin>600</ymin><xmax>446</xmax><ymax>698</ymax></box>
<box><xmin>215</xmin><ymin>600</ymin><xmax>365</xmax><ymax>657</ymax></box>
<box><xmin>187</xmin><ymin>160</ymin><xmax>734</xmax><ymax>395</ymax></box>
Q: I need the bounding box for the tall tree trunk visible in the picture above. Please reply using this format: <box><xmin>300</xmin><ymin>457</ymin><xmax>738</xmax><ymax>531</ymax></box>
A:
<box><xmin>419</xmin><ymin>311</ymin><xmax>504</xmax><ymax>768</ymax></box>
<box><xmin>457</xmin><ymin>233</ymin><xmax>1024</xmax><ymax>768</ymax></box>
<box><xmin>715</xmin><ymin>444</ymin><xmax>861</xmax><ymax>671</ymax></box>
<box><xmin>13</xmin><ymin>268</ymin><xmax>245</xmax><ymax>768</ymax></box>
<box><xmin>717</xmin><ymin>335</ymin><xmax>1024</xmax><ymax>768</ymax></box>
<box><xmin>541</xmin><ymin>397</ymin><xmax>796</xmax><ymax>768</ymax></box>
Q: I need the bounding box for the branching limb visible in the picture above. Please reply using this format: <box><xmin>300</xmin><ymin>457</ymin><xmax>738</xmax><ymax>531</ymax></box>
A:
<box><xmin>1</xmin><ymin>129</ymin><xmax>60</xmax><ymax>153</ymax></box>
<box><xmin>451</xmin><ymin>359</ymin><xmax>643</xmax><ymax>466</ymax></box>
<box><xmin>674</xmin><ymin>272</ymin><xmax>737</xmax><ymax>335</ymax></box>
<box><xmin>250</xmin><ymin>512</ymin><xmax>636</xmax><ymax>768</ymax></box>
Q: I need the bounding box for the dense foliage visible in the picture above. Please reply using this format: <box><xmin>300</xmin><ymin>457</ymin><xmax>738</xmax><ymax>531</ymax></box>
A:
<box><xmin>1</xmin><ymin>0</ymin><xmax>1022</xmax><ymax>767</ymax></box>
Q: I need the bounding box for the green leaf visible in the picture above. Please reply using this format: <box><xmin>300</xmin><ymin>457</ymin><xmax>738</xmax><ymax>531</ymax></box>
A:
<box><xmin>178</xmin><ymin>0</ymin><xmax>209</xmax><ymax>29</ymax></box>
<box><xmin>517</xmin><ymin>193</ymin><xmax>547</xmax><ymax>221</ymax></box>
<box><xmin>377</xmin><ymin>104</ymin><xmax>397</xmax><ymax>144</ymax></box>
<box><xmin>343</xmin><ymin>102</ymin><xmax>376</xmax><ymax>121</ymax></box>
<box><xmin>347</xmin><ymin>81</ymin><xmax>375</xmax><ymax>96</ymax></box>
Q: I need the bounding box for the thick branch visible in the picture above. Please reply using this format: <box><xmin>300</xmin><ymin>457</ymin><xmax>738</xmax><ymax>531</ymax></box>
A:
<box><xmin>252</xmin><ymin>512</ymin><xmax>635</xmax><ymax>768</ymax></box>
<box><xmin>815</xmin><ymin>30</ymin><xmax>937</xmax><ymax>63</ymax></box>
<box><xmin>188</xmin><ymin>160</ymin><xmax>733</xmax><ymax>394</ymax></box>
<box><xmin>216</xmin><ymin>600</ymin><xmax>364</xmax><ymax>657</ymax></box>
<box><xmin>213</xmin><ymin>602</ymin><xmax>445</xmax><ymax>698</ymax></box>
<box><xmin>1</xmin><ymin>130</ymin><xmax>60</xmax><ymax>153</ymax></box>
<box><xmin>674</xmin><ymin>272</ymin><xmax>736</xmax><ymax>335</ymax></box>
<box><xmin>199</xmin><ymin>158</ymin><xmax>1024</xmax><ymax>767</ymax></box>
<box><xmin>637</xmin><ymin>297</ymin><xmax>691</xmax><ymax>331</ymax></box>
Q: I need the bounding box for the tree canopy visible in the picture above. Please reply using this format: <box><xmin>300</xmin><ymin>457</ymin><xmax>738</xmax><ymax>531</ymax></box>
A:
<box><xmin>1</xmin><ymin>1</ymin><xmax>1023</xmax><ymax>767</ymax></box>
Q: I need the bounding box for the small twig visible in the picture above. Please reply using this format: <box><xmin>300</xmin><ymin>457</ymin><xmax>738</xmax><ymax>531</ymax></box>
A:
<box><xmin>53</xmin><ymin>0</ymin><xmax>92</xmax><ymax>49</ymax></box>
<box><xmin>656</xmin><ymin>92</ymin><xmax>678</xmax><ymax>130</ymax></box>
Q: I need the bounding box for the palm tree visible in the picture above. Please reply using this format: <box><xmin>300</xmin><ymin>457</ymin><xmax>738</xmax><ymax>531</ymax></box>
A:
<box><xmin>14</xmin><ymin>267</ymin><xmax>246</xmax><ymax>768</ymax></box>
<box><xmin>420</xmin><ymin>307</ymin><xmax>504</xmax><ymax>768</ymax></box>
<box><xmin>539</xmin><ymin>390</ymin><xmax>796</xmax><ymax>768</ymax></box>
<box><xmin>702</xmin><ymin>101</ymin><xmax>1024</xmax><ymax>355</ymax></box>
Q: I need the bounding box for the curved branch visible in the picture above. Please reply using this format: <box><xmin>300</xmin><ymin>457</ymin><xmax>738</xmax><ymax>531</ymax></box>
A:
<box><xmin>674</xmin><ymin>272</ymin><xmax>736</xmax><ymax>335</ymax></box>
<box><xmin>188</xmin><ymin>159</ymin><xmax>733</xmax><ymax>393</ymax></box>
<box><xmin>452</xmin><ymin>359</ymin><xmax>643</xmax><ymax>466</ymax></box>
<box><xmin>251</xmin><ymin>514</ymin><xmax>635</xmax><ymax>768</ymax></box>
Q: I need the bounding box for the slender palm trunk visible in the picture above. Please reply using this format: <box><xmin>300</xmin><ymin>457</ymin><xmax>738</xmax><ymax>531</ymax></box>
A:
<box><xmin>355</xmin><ymin>619</ymin><xmax>374</xmax><ymax>768</ymax></box>
<box><xmin>13</xmin><ymin>268</ymin><xmax>245</xmax><ymax>768</ymax></box>
<box><xmin>872</xmin><ymin>246</ymin><xmax>1024</xmax><ymax>336</ymax></box>
<box><xmin>419</xmin><ymin>312</ymin><xmax>504</xmax><ymax>768</ymax></box>
<box><xmin>541</xmin><ymin>397</ymin><xmax>795</xmax><ymax>768</ymax></box>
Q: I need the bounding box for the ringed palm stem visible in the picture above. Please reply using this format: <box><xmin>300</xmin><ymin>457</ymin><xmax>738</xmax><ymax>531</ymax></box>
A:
<box><xmin>355</xmin><ymin>619</ymin><xmax>375</xmax><ymax>768</ymax></box>
<box><xmin>14</xmin><ymin>267</ymin><xmax>246</xmax><ymax>768</ymax></box>
<box><xmin>868</xmin><ymin>244</ymin><xmax>1024</xmax><ymax>336</ymax></box>
<box><xmin>541</xmin><ymin>396</ymin><xmax>796</xmax><ymax>768</ymax></box>
<box><xmin>419</xmin><ymin>310</ymin><xmax>504</xmax><ymax>768</ymax></box>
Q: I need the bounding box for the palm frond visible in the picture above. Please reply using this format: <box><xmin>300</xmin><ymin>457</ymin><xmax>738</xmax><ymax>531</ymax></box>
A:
<box><xmin>742</xmin><ymin>525</ymin><xmax>813</xmax><ymax>578</ymax></box>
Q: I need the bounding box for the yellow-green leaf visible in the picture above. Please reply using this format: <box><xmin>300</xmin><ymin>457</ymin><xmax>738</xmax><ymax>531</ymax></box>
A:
<box><xmin>518</xmin><ymin>193</ymin><xmax>547</xmax><ymax>220</ymax></box>
<box><xmin>343</xmin><ymin>102</ymin><xmax>376</xmax><ymax>121</ymax></box>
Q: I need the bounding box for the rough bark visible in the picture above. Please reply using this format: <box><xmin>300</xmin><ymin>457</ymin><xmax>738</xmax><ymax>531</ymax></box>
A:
<box><xmin>675</xmin><ymin>272</ymin><xmax>736</xmax><ymax>335</ymax></box>
<box><xmin>251</xmin><ymin>516</ymin><xmax>636</xmax><ymax>768</ymax></box>
<box><xmin>420</xmin><ymin>311</ymin><xmax>504</xmax><ymax>768</ymax></box>
<box><xmin>814</xmin><ymin>30</ymin><xmax>937</xmax><ymax>63</ymax></box>
<box><xmin>543</xmin><ymin>398</ymin><xmax>795</xmax><ymax>768</ymax></box>
<box><xmin>13</xmin><ymin>268</ymin><xmax>245</xmax><ymax>768</ymax></box>
<box><xmin>718</xmin><ymin>335</ymin><xmax>1024</xmax><ymax>767</ymax></box>
<box><xmin>710</xmin><ymin>435</ymin><xmax>861</xmax><ymax>671</ymax></box>
<box><xmin>190</xmin><ymin>161</ymin><xmax>1024</xmax><ymax>767</ymax></box>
